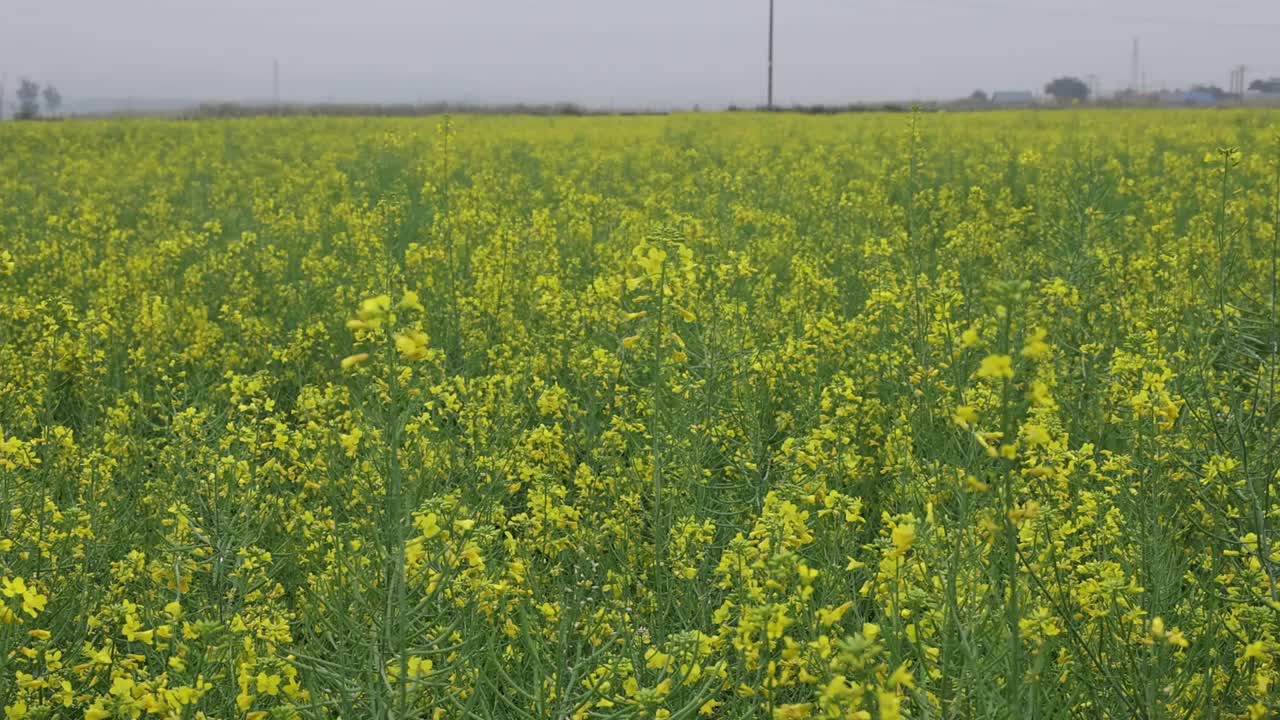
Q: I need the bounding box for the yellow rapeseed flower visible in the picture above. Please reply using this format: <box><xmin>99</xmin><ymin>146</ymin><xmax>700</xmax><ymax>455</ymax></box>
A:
<box><xmin>976</xmin><ymin>354</ymin><xmax>1014</xmax><ymax>380</ymax></box>
<box><xmin>394</xmin><ymin>329</ymin><xmax>431</xmax><ymax>361</ymax></box>
<box><xmin>340</xmin><ymin>353</ymin><xmax>370</xmax><ymax>371</ymax></box>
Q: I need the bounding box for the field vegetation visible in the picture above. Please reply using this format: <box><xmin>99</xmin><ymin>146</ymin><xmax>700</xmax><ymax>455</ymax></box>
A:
<box><xmin>2</xmin><ymin>110</ymin><xmax>1280</xmax><ymax>718</ymax></box>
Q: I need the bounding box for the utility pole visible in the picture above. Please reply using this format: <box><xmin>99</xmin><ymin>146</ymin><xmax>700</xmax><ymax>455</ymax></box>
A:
<box><xmin>273</xmin><ymin>59</ymin><xmax>280</xmax><ymax>112</ymax></box>
<box><xmin>767</xmin><ymin>0</ymin><xmax>774</xmax><ymax>109</ymax></box>
<box><xmin>1130</xmin><ymin>37</ymin><xmax>1140</xmax><ymax>94</ymax></box>
<box><xmin>0</xmin><ymin>73</ymin><xmax>6</xmax><ymax>121</ymax></box>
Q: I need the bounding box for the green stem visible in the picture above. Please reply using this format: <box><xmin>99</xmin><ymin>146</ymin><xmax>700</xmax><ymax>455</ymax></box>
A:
<box><xmin>651</xmin><ymin>255</ymin><xmax>668</xmax><ymax>596</ymax></box>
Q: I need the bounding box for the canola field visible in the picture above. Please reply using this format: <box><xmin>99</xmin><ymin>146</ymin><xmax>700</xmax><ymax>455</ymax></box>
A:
<box><xmin>2</xmin><ymin>110</ymin><xmax>1280</xmax><ymax>719</ymax></box>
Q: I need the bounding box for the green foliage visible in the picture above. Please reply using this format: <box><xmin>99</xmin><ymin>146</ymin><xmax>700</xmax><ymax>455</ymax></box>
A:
<box><xmin>0</xmin><ymin>110</ymin><xmax>1279</xmax><ymax>718</ymax></box>
<box><xmin>14</xmin><ymin>78</ymin><xmax>40</xmax><ymax>120</ymax></box>
<box><xmin>1044</xmin><ymin>76</ymin><xmax>1089</xmax><ymax>103</ymax></box>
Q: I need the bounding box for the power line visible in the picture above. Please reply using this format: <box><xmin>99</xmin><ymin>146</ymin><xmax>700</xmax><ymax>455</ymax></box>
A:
<box><xmin>888</xmin><ymin>0</ymin><xmax>1280</xmax><ymax>30</ymax></box>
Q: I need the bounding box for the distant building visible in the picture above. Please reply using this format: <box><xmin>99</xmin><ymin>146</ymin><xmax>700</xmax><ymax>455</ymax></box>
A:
<box><xmin>991</xmin><ymin>91</ymin><xmax>1035</xmax><ymax>107</ymax></box>
<box><xmin>1182</xmin><ymin>89</ymin><xmax>1219</xmax><ymax>107</ymax></box>
<box><xmin>1245</xmin><ymin>92</ymin><xmax>1280</xmax><ymax>107</ymax></box>
<box><xmin>1152</xmin><ymin>90</ymin><xmax>1220</xmax><ymax>107</ymax></box>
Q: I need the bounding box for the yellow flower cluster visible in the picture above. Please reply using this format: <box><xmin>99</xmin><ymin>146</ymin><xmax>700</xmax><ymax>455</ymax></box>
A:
<box><xmin>1</xmin><ymin>110</ymin><xmax>1279</xmax><ymax>718</ymax></box>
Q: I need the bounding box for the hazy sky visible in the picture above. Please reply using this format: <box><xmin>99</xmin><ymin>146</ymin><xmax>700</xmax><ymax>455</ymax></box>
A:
<box><xmin>4</xmin><ymin>0</ymin><xmax>1280</xmax><ymax>109</ymax></box>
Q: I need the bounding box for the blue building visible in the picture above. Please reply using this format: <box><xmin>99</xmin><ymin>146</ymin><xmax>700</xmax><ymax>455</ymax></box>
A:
<box><xmin>1182</xmin><ymin>89</ymin><xmax>1219</xmax><ymax>107</ymax></box>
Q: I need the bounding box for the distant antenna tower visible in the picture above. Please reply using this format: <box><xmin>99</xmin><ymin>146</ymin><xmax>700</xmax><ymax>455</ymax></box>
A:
<box><xmin>273</xmin><ymin>59</ymin><xmax>280</xmax><ymax>111</ymax></box>
<box><xmin>766</xmin><ymin>0</ymin><xmax>775</xmax><ymax>109</ymax></box>
<box><xmin>1230</xmin><ymin>65</ymin><xmax>1247</xmax><ymax>99</ymax></box>
<box><xmin>1130</xmin><ymin>37</ymin><xmax>1140</xmax><ymax>93</ymax></box>
<box><xmin>0</xmin><ymin>73</ymin><xmax>6</xmax><ymax>121</ymax></box>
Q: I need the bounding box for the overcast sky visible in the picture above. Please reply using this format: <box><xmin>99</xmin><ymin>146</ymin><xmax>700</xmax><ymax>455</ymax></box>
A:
<box><xmin>4</xmin><ymin>0</ymin><xmax>1280</xmax><ymax>109</ymax></box>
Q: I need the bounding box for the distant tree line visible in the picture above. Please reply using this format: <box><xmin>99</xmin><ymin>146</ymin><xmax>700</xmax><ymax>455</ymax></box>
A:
<box><xmin>1250</xmin><ymin>78</ymin><xmax>1280</xmax><ymax>94</ymax></box>
<box><xmin>186</xmin><ymin>101</ymin><xmax>604</xmax><ymax>119</ymax></box>
<box><xmin>7</xmin><ymin>78</ymin><xmax>61</xmax><ymax>120</ymax></box>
